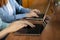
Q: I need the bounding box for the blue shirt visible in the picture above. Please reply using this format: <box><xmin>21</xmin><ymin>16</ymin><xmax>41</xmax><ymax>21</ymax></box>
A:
<box><xmin>0</xmin><ymin>0</ymin><xmax>30</xmax><ymax>23</ymax></box>
<box><xmin>6</xmin><ymin>0</ymin><xmax>14</xmax><ymax>16</ymax></box>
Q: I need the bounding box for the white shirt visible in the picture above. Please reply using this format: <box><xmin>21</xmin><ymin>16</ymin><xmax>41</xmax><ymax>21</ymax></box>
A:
<box><xmin>6</xmin><ymin>0</ymin><xmax>13</xmax><ymax>15</ymax></box>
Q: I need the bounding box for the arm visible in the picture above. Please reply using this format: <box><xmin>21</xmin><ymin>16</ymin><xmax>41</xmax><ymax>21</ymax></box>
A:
<box><xmin>0</xmin><ymin>8</ymin><xmax>39</xmax><ymax>23</ymax></box>
<box><xmin>0</xmin><ymin>29</ymin><xmax>8</xmax><ymax>39</ymax></box>
<box><xmin>1</xmin><ymin>13</ymin><xmax>27</xmax><ymax>23</ymax></box>
<box><xmin>13</xmin><ymin>0</ymin><xmax>31</xmax><ymax>13</ymax></box>
<box><xmin>0</xmin><ymin>8</ymin><xmax>28</xmax><ymax>23</ymax></box>
<box><xmin>0</xmin><ymin>10</ymin><xmax>39</xmax><ymax>23</ymax></box>
<box><xmin>0</xmin><ymin>20</ymin><xmax>35</xmax><ymax>39</ymax></box>
<box><xmin>0</xmin><ymin>21</ymin><xmax>26</xmax><ymax>39</ymax></box>
<box><xmin>0</xmin><ymin>23</ymin><xmax>26</xmax><ymax>39</ymax></box>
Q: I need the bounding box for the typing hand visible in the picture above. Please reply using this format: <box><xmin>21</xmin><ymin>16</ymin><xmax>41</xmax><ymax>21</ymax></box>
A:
<box><xmin>5</xmin><ymin>20</ymin><xmax>35</xmax><ymax>33</ymax></box>
<box><xmin>26</xmin><ymin>9</ymin><xmax>41</xmax><ymax>18</ymax></box>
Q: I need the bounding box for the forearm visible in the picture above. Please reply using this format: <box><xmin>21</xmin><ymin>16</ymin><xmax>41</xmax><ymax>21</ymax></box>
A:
<box><xmin>20</xmin><ymin>8</ymin><xmax>31</xmax><ymax>13</ymax></box>
<box><xmin>14</xmin><ymin>0</ymin><xmax>31</xmax><ymax>13</ymax></box>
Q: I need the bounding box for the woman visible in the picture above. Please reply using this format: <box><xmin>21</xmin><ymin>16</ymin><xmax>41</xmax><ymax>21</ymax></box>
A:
<box><xmin>0</xmin><ymin>0</ymin><xmax>40</xmax><ymax>39</ymax></box>
<box><xmin>0</xmin><ymin>0</ymin><xmax>40</xmax><ymax>30</ymax></box>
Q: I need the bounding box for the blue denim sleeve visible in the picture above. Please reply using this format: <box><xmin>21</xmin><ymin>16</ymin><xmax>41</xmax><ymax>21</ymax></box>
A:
<box><xmin>13</xmin><ymin>0</ymin><xmax>31</xmax><ymax>13</ymax></box>
<box><xmin>16</xmin><ymin>8</ymin><xmax>31</xmax><ymax>19</ymax></box>
<box><xmin>1</xmin><ymin>22</ymin><xmax>9</xmax><ymax>30</ymax></box>
<box><xmin>0</xmin><ymin>18</ymin><xmax>3</xmax><ymax>30</ymax></box>
<box><xmin>20</xmin><ymin>8</ymin><xmax>31</xmax><ymax>13</ymax></box>
<box><xmin>0</xmin><ymin>18</ymin><xmax>9</xmax><ymax>30</ymax></box>
<box><xmin>13</xmin><ymin>0</ymin><xmax>23</xmax><ymax>11</ymax></box>
<box><xmin>15</xmin><ymin>14</ymin><xmax>26</xmax><ymax>19</ymax></box>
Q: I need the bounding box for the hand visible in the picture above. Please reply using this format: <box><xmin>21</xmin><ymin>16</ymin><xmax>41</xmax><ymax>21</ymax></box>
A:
<box><xmin>5</xmin><ymin>20</ymin><xmax>35</xmax><ymax>33</ymax></box>
<box><xmin>26</xmin><ymin>9</ymin><xmax>40</xmax><ymax>17</ymax></box>
<box><xmin>31</xmin><ymin>9</ymin><xmax>41</xmax><ymax>14</ymax></box>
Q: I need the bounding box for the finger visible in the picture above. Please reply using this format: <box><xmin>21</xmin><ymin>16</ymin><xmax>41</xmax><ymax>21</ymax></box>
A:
<box><xmin>19</xmin><ymin>20</ymin><xmax>35</xmax><ymax>28</ymax></box>
<box><xmin>32</xmin><ymin>9</ymin><xmax>40</xmax><ymax>13</ymax></box>
<box><xmin>34</xmin><ymin>9</ymin><xmax>40</xmax><ymax>13</ymax></box>
<box><xmin>24</xmin><ymin>21</ymin><xmax>35</xmax><ymax>28</ymax></box>
<box><xmin>35</xmin><ymin>15</ymin><xmax>39</xmax><ymax>17</ymax></box>
<box><xmin>33</xmin><ymin>11</ymin><xmax>40</xmax><ymax>15</ymax></box>
<box><xmin>30</xmin><ymin>11</ymin><xmax>39</xmax><ymax>17</ymax></box>
<box><xmin>18</xmin><ymin>23</ymin><xmax>28</xmax><ymax>27</ymax></box>
<box><xmin>34</xmin><ymin>13</ymin><xmax>39</xmax><ymax>17</ymax></box>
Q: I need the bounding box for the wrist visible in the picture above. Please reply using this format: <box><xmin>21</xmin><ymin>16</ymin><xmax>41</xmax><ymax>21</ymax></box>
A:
<box><xmin>0</xmin><ymin>29</ymin><xmax>9</xmax><ymax>39</ymax></box>
<box><xmin>26</xmin><ymin>13</ymin><xmax>31</xmax><ymax>17</ymax></box>
<box><xmin>0</xmin><ymin>29</ymin><xmax>9</xmax><ymax>34</ymax></box>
